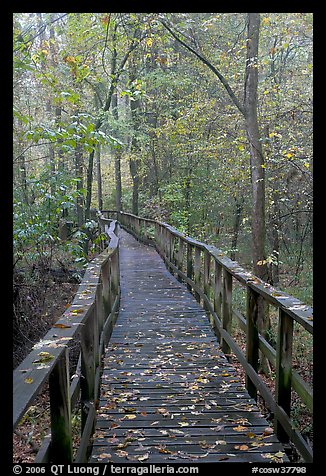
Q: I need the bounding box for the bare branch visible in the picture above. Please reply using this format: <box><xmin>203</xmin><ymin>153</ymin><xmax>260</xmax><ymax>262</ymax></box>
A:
<box><xmin>160</xmin><ymin>19</ymin><xmax>246</xmax><ymax>116</ymax></box>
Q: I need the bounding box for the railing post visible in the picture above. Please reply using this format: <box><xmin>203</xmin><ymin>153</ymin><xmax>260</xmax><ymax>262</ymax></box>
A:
<box><xmin>221</xmin><ymin>269</ymin><xmax>232</xmax><ymax>358</ymax></box>
<box><xmin>186</xmin><ymin>243</ymin><xmax>193</xmax><ymax>292</ymax></box>
<box><xmin>111</xmin><ymin>249</ymin><xmax>120</xmax><ymax>298</ymax></box>
<box><xmin>203</xmin><ymin>250</ymin><xmax>211</xmax><ymax>310</ymax></box>
<box><xmin>193</xmin><ymin>247</ymin><xmax>201</xmax><ymax>302</ymax></box>
<box><xmin>177</xmin><ymin>238</ymin><xmax>185</xmax><ymax>283</ymax></box>
<box><xmin>80</xmin><ymin>306</ymin><xmax>96</xmax><ymax>430</ymax></box>
<box><xmin>143</xmin><ymin>221</ymin><xmax>147</xmax><ymax>241</ymax></box>
<box><xmin>246</xmin><ymin>287</ymin><xmax>260</xmax><ymax>400</ymax></box>
<box><xmin>275</xmin><ymin>309</ymin><xmax>294</xmax><ymax>442</ymax></box>
<box><xmin>212</xmin><ymin>260</ymin><xmax>222</xmax><ymax>340</ymax></box>
<box><xmin>101</xmin><ymin>259</ymin><xmax>111</xmax><ymax>317</ymax></box>
<box><xmin>49</xmin><ymin>348</ymin><xmax>72</xmax><ymax>462</ymax></box>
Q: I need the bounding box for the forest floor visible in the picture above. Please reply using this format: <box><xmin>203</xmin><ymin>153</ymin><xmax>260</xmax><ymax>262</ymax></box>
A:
<box><xmin>13</xmin><ymin>258</ymin><xmax>82</xmax><ymax>462</ymax></box>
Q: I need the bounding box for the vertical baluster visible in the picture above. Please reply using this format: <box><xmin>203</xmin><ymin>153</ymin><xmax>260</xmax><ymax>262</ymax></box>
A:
<box><xmin>203</xmin><ymin>250</ymin><xmax>211</xmax><ymax>310</ymax></box>
<box><xmin>275</xmin><ymin>309</ymin><xmax>293</xmax><ymax>442</ymax></box>
<box><xmin>246</xmin><ymin>287</ymin><xmax>260</xmax><ymax>400</ymax></box>
<box><xmin>221</xmin><ymin>269</ymin><xmax>232</xmax><ymax>358</ymax></box>
<box><xmin>80</xmin><ymin>306</ymin><xmax>95</xmax><ymax>430</ymax></box>
<box><xmin>194</xmin><ymin>247</ymin><xmax>201</xmax><ymax>302</ymax></box>
<box><xmin>177</xmin><ymin>238</ymin><xmax>185</xmax><ymax>283</ymax></box>
<box><xmin>49</xmin><ymin>348</ymin><xmax>72</xmax><ymax>462</ymax></box>
<box><xmin>186</xmin><ymin>243</ymin><xmax>193</xmax><ymax>292</ymax></box>
<box><xmin>213</xmin><ymin>260</ymin><xmax>223</xmax><ymax>340</ymax></box>
<box><xmin>143</xmin><ymin>220</ymin><xmax>147</xmax><ymax>241</ymax></box>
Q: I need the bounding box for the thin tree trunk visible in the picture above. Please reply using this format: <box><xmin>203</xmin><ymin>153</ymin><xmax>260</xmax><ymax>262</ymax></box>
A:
<box><xmin>111</xmin><ymin>90</ymin><xmax>123</xmax><ymax>212</ymax></box>
<box><xmin>129</xmin><ymin>57</ymin><xmax>141</xmax><ymax>216</ymax></box>
<box><xmin>230</xmin><ymin>197</ymin><xmax>243</xmax><ymax>261</ymax></box>
<box><xmin>75</xmin><ymin>138</ymin><xmax>84</xmax><ymax>228</ymax></box>
<box><xmin>96</xmin><ymin>145</ymin><xmax>103</xmax><ymax>211</ymax></box>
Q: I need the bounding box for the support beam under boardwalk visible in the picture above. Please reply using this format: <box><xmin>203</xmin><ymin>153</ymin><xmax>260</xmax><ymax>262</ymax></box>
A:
<box><xmin>89</xmin><ymin>229</ymin><xmax>288</xmax><ymax>463</ymax></box>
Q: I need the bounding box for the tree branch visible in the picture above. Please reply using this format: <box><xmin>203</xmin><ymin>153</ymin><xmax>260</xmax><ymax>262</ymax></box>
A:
<box><xmin>160</xmin><ymin>19</ymin><xmax>246</xmax><ymax>116</ymax></box>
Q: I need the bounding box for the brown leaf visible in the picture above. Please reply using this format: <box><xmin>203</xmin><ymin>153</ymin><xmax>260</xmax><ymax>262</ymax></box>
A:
<box><xmin>235</xmin><ymin>444</ymin><xmax>249</xmax><ymax>451</ymax></box>
<box><xmin>233</xmin><ymin>425</ymin><xmax>247</xmax><ymax>432</ymax></box>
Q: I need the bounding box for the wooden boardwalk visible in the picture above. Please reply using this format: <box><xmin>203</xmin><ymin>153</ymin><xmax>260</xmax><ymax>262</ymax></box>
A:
<box><xmin>89</xmin><ymin>229</ymin><xmax>287</xmax><ymax>463</ymax></box>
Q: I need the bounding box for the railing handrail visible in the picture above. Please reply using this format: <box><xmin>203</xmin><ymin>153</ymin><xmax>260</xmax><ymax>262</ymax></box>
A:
<box><xmin>104</xmin><ymin>209</ymin><xmax>313</xmax><ymax>463</ymax></box>
<box><xmin>13</xmin><ymin>216</ymin><xmax>120</xmax><ymax>462</ymax></box>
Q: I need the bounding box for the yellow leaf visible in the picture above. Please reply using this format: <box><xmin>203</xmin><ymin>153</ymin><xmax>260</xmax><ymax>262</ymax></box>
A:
<box><xmin>233</xmin><ymin>425</ymin><xmax>247</xmax><ymax>432</ymax></box>
<box><xmin>275</xmin><ymin>451</ymin><xmax>285</xmax><ymax>458</ymax></box>
<box><xmin>304</xmin><ymin>163</ymin><xmax>310</xmax><ymax>168</ymax></box>
<box><xmin>24</xmin><ymin>378</ymin><xmax>33</xmax><ymax>384</ymax></box>
<box><xmin>262</xmin><ymin>17</ymin><xmax>271</xmax><ymax>26</ymax></box>
<box><xmin>146</xmin><ymin>38</ymin><xmax>153</xmax><ymax>47</ymax></box>
<box><xmin>71</xmin><ymin>308</ymin><xmax>84</xmax><ymax>314</ymax></box>
<box><xmin>123</xmin><ymin>414</ymin><xmax>137</xmax><ymax>420</ymax></box>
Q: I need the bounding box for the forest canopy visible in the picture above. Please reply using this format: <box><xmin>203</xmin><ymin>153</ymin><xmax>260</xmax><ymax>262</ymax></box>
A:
<box><xmin>13</xmin><ymin>12</ymin><xmax>313</xmax><ymax>302</ymax></box>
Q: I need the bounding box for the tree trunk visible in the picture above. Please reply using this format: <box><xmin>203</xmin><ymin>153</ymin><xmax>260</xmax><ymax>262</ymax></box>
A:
<box><xmin>244</xmin><ymin>14</ymin><xmax>271</xmax><ymax>374</ymax></box>
<box><xmin>96</xmin><ymin>145</ymin><xmax>103</xmax><ymax>211</ymax></box>
<box><xmin>230</xmin><ymin>197</ymin><xmax>243</xmax><ymax>261</ymax></box>
<box><xmin>129</xmin><ymin>59</ymin><xmax>141</xmax><ymax>216</ymax></box>
<box><xmin>244</xmin><ymin>13</ymin><xmax>268</xmax><ymax>282</ymax></box>
<box><xmin>111</xmin><ymin>90</ymin><xmax>123</xmax><ymax>212</ymax></box>
<box><xmin>75</xmin><ymin>138</ymin><xmax>84</xmax><ymax>228</ymax></box>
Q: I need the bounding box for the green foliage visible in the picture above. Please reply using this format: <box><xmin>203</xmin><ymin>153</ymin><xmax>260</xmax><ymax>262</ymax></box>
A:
<box><xmin>13</xmin><ymin>168</ymin><xmax>86</xmax><ymax>267</ymax></box>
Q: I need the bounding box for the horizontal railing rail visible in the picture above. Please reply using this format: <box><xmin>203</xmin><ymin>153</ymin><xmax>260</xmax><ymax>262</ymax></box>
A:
<box><xmin>103</xmin><ymin>209</ymin><xmax>313</xmax><ymax>463</ymax></box>
<box><xmin>13</xmin><ymin>215</ymin><xmax>120</xmax><ymax>463</ymax></box>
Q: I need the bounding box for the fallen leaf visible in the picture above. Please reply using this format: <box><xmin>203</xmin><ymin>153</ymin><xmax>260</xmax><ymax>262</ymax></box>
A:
<box><xmin>116</xmin><ymin>450</ymin><xmax>128</xmax><ymax>458</ymax></box>
<box><xmin>235</xmin><ymin>444</ymin><xmax>249</xmax><ymax>451</ymax></box>
<box><xmin>53</xmin><ymin>323</ymin><xmax>71</xmax><ymax>329</ymax></box>
<box><xmin>156</xmin><ymin>408</ymin><xmax>170</xmax><ymax>417</ymax></box>
<box><xmin>263</xmin><ymin>427</ymin><xmax>274</xmax><ymax>437</ymax></box>
<box><xmin>98</xmin><ymin>453</ymin><xmax>112</xmax><ymax>459</ymax></box>
<box><xmin>275</xmin><ymin>451</ymin><xmax>285</xmax><ymax>458</ymax></box>
<box><xmin>122</xmin><ymin>414</ymin><xmax>137</xmax><ymax>420</ymax></box>
<box><xmin>137</xmin><ymin>453</ymin><xmax>149</xmax><ymax>462</ymax></box>
<box><xmin>71</xmin><ymin>308</ymin><xmax>85</xmax><ymax>314</ymax></box>
<box><xmin>33</xmin><ymin>352</ymin><xmax>54</xmax><ymax>364</ymax></box>
<box><xmin>24</xmin><ymin>377</ymin><xmax>33</xmax><ymax>384</ymax></box>
<box><xmin>233</xmin><ymin>425</ymin><xmax>247</xmax><ymax>432</ymax></box>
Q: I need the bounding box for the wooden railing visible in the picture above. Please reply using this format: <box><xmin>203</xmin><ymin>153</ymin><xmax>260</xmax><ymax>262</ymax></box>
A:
<box><xmin>13</xmin><ymin>215</ymin><xmax>120</xmax><ymax>463</ymax></box>
<box><xmin>104</xmin><ymin>210</ymin><xmax>313</xmax><ymax>463</ymax></box>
